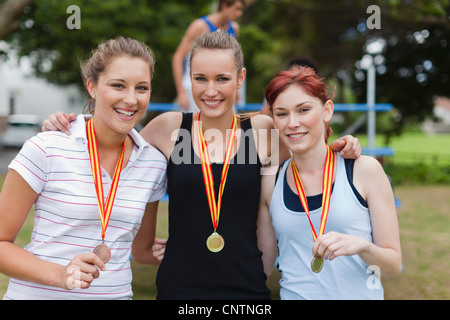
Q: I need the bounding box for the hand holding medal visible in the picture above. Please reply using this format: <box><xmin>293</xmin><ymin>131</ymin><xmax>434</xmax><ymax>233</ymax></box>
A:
<box><xmin>292</xmin><ymin>146</ymin><xmax>335</xmax><ymax>273</ymax></box>
<box><xmin>86</xmin><ymin>118</ymin><xmax>125</xmax><ymax>264</ymax></box>
<box><xmin>197</xmin><ymin>112</ymin><xmax>237</xmax><ymax>253</ymax></box>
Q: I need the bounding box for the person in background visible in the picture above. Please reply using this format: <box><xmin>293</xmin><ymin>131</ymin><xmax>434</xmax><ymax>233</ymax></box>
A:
<box><xmin>0</xmin><ymin>37</ymin><xmax>167</xmax><ymax>300</ymax></box>
<box><xmin>172</xmin><ymin>0</ymin><xmax>245</xmax><ymax>111</ymax></box>
<box><xmin>257</xmin><ymin>66</ymin><xmax>402</xmax><ymax>300</ymax></box>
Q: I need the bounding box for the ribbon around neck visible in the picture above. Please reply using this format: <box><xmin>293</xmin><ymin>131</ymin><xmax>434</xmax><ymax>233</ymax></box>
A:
<box><xmin>86</xmin><ymin>118</ymin><xmax>125</xmax><ymax>240</ymax></box>
<box><xmin>291</xmin><ymin>145</ymin><xmax>335</xmax><ymax>241</ymax></box>
<box><xmin>196</xmin><ymin>112</ymin><xmax>237</xmax><ymax>231</ymax></box>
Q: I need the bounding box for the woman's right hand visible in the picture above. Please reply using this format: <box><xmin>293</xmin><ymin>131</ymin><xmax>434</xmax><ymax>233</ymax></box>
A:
<box><xmin>63</xmin><ymin>252</ymin><xmax>105</xmax><ymax>290</ymax></box>
<box><xmin>41</xmin><ymin>112</ymin><xmax>77</xmax><ymax>135</ymax></box>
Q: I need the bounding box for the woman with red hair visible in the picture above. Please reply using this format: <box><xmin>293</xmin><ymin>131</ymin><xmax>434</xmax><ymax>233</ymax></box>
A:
<box><xmin>258</xmin><ymin>66</ymin><xmax>402</xmax><ymax>299</ymax></box>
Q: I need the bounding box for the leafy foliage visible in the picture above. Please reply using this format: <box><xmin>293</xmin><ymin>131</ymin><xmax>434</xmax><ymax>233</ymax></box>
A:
<box><xmin>3</xmin><ymin>0</ymin><xmax>449</xmax><ymax>133</ymax></box>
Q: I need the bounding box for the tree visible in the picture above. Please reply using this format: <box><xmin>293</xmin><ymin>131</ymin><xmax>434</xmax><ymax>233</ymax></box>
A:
<box><xmin>0</xmin><ymin>0</ymin><xmax>35</xmax><ymax>39</ymax></box>
<box><xmin>242</xmin><ymin>0</ymin><xmax>450</xmax><ymax>135</ymax></box>
<box><xmin>4</xmin><ymin>0</ymin><xmax>212</xmax><ymax>101</ymax></box>
<box><xmin>4</xmin><ymin>0</ymin><xmax>449</xmax><ymax>135</ymax></box>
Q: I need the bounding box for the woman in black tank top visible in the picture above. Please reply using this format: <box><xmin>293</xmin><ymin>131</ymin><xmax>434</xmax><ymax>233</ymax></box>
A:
<box><xmin>156</xmin><ymin>112</ymin><xmax>270</xmax><ymax>299</ymax></box>
<box><xmin>148</xmin><ymin>31</ymin><xmax>275</xmax><ymax>299</ymax></box>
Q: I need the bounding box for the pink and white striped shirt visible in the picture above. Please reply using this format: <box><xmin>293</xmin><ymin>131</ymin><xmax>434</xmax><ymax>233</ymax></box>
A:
<box><xmin>3</xmin><ymin>115</ymin><xmax>167</xmax><ymax>300</ymax></box>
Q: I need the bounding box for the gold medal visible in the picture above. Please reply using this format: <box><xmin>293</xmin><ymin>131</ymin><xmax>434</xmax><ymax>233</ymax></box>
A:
<box><xmin>197</xmin><ymin>113</ymin><xmax>237</xmax><ymax>253</ymax></box>
<box><xmin>93</xmin><ymin>243</ymin><xmax>111</xmax><ymax>264</ymax></box>
<box><xmin>311</xmin><ymin>254</ymin><xmax>324</xmax><ymax>273</ymax></box>
<box><xmin>206</xmin><ymin>232</ymin><xmax>225</xmax><ymax>253</ymax></box>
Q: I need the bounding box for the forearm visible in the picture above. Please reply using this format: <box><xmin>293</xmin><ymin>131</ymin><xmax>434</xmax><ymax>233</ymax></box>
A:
<box><xmin>258</xmin><ymin>236</ymin><xmax>277</xmax><ymax>278</ymax></box>
<box><xmin>131</xmin><ymin>202</ymin><xmax>161</xmax><ymax>265</ymax></box>
<box><xmin>359</xmin><ymin>240</ymin><xmax>402</xmax><ymax>279</ymax></box>
<box><xmin>256</xmin><ymin>196</ymin><xmax>278</xmax><ymax>277</ymax></box>
<box><xmin>131</xmin><ymin>240</ymin><xmax>160</xmax><ymax>265</ymax></box>
<box><xmin>0</xmin><ymin>241</ymin><xmax>65</xmax><ymax>288</ymax></box>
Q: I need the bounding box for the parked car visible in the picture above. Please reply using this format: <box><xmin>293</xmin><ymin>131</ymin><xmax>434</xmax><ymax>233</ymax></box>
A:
<box><xmin>1</xmin><ymin>114</ymin><xmax>40</xmax><ymax>148</ymax></box>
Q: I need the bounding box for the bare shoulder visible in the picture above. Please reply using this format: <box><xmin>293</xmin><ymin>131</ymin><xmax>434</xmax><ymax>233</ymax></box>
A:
<box><xmin>186</xmin><ymin>18</ymin><xmax>209</xmax><ymax>37</ymax></box>
<box><xmin>140</xmin><ymin>112</ymin><xmax>183</xmax><ymax>157</ymax></box>
<box><xmin>353</xmin><ymin>155</ymin><xmax>384</xmax><ymax>177</ymax></box>
<box><xmin>351</xmin><ymin>155</ymin><xmax>390</xmax><ymax>200</ymax></box>
<box><xmin>249</xmin><ymin>114</ymin><xmax>274</xmax><ymax>131</ymax></box>
<box><xmin>141</xmin><ymin>112</ymin><xmax>181</xmax><ymax>137</ymax></box>
<box><xmin>353</xmin><ymin>155</ymin><xmax>390</xmax><ymax>189</ymax></box>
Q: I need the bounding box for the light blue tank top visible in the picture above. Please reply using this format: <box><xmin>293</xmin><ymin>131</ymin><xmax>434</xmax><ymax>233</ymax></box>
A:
<box><xmin>270</xmin><ymin>153</ymin><xmax>384</xmax><ymax>300</ymax></box>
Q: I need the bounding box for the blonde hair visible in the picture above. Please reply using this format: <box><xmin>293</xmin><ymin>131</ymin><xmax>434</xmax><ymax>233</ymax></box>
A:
<box><xmin>189</xmin><ymin>30</ymin><xmax>244</xmax><ymax>76</ymax></box>
<box><xmin>81</xmin><ymin>36</ymin><xmax>155</xmax><ymax>114</ymax></box>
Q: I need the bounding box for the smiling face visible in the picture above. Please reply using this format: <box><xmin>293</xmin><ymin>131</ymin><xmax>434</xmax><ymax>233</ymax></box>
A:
<box><xmin>272</xmin><ymin>84</ymin><xmax>333</xmax><ymax>155</ymax></box>
<box><xmin>87</xmin><ymin>56</ymin><xmax>151</xmax><ymax>136</ymax></box>
<box><xmin>190</xmin><ymin>48</ymin><xmax>245</xmax><ymax>118</ymax></box>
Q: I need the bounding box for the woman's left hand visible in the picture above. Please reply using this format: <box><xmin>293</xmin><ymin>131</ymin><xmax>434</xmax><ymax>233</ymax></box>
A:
<box><xmin>312</xmin><ymin>231</ymin><xmax>370</xmax><ymax>261</ymax></box>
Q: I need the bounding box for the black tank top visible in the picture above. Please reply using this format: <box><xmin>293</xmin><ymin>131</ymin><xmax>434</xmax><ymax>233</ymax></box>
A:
<box><xmin>156</xmin><ymin>113</ymin><xmax>270</xmax><ymax>299</ymax></box>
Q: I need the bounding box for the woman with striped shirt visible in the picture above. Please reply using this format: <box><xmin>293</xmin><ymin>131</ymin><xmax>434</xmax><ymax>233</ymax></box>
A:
<box><xmin>0</xmin><ymin>37</ymin><xmax>167</xmax><ymax>299</ymax></box>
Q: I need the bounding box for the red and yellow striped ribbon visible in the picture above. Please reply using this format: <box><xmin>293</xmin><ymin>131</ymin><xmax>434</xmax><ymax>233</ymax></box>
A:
<box><xmin>291</xmin><ymin>145</ymin><xmax>335</xmax><ymax>241</ymax></box>
<box><xmin>197</xmin><ymin>112</ymin><xmax>237</xmax><ymax>231</ymax></box>
<box><xmin>86</xmin><ymin>118</ymin><xmax>125</xmax><ymax>240</ymax></box>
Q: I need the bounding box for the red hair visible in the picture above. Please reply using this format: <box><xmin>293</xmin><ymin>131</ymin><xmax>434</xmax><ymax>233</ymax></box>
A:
<box><xmin>264</xmin><ymin>66</ymin><xmax>334</xmax><ymax>143</ymax></box>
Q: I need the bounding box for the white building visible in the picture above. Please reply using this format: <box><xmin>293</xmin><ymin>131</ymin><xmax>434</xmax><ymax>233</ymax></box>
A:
<box><xmin>0</xmin><ymin>41</ymin><xmax>85</xmax><ymax>125</ymax></box>
<box><xmin>422</xmin><ymin>96</ymin><xmax>450</xmax><ymax>134</ymax></box>
<box><xmin>433</xmin><ymin>97</ymin><xmax>450</xmax><ymax>125</ymax></box>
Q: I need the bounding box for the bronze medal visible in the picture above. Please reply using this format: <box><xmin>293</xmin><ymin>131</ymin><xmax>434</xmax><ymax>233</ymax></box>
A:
<box><xmin>93</xmin><ymin>243</ymin><xmax>111</xmax><ymax>264</ymax></box>
<box><xmin>311</xmin><ymin>254</ymin><xmax>324</xmax><ymax>273</ymax></box>
<box><xmin>206</xmin><ymin>232</ymin><xmax>225</xmax><ymax>253</ymax></box>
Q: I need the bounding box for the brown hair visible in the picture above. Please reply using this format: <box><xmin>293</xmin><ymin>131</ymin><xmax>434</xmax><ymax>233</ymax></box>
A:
<box><xmin>218</xmin><ymin>0</ymin><xmax>246</xmax><ymax>11</ymax></box>
<box><xmin>81</xmin><ymin>36</ymin><xmax>155</xmax><ymax>114</ymax></box>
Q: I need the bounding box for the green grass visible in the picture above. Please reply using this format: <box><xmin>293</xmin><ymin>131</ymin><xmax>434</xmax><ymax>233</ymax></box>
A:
<box><xmin>332</xmin><ymin>131</ymin><xmax>450</xmax><ymax>165</ymax></box>
<box><xmin>380</xmin><ymin>185</ymin><xmax>450</xmax><ymax>299</ymax></box>
<box><xmin>1</xmin><ymin>181</ymin><xmax>449</xmax><ymax>300</ymax></box>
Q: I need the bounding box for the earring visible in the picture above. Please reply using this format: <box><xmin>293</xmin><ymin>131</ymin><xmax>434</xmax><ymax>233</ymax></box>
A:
<box><xmin>92</xmin><ymin>94</ymin><xmax>96</xmax><ymax>99</ymax></box>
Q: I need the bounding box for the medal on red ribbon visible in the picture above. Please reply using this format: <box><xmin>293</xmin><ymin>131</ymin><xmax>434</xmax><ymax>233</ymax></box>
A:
<box><xmin>196</xmin><ymin>112</ymin><xmax>237</xmax><ymax>253</ymax></box>
<box><xmin>291</xmin><ymin>145</ymin><xmax>335</xmax><ymax>273</ymax></box>
<box><xmin>86</xmin><ymin>118</ymin><xmax>125</xmax><ymax>263</ymax></box>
